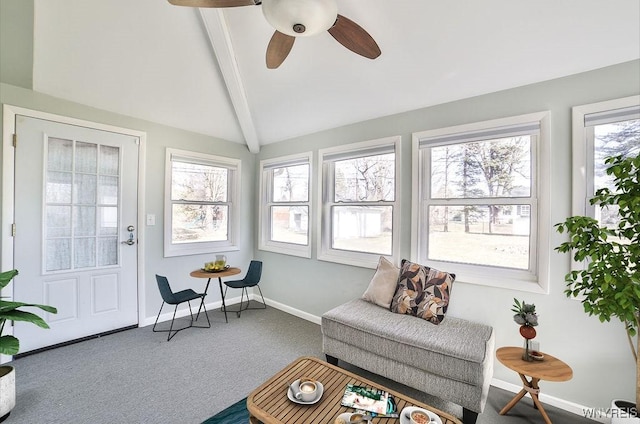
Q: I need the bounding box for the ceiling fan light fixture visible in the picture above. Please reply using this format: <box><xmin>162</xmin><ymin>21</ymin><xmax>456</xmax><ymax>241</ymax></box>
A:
<box><xmin>262</xmin><ymin>0</ymin><xmax>338</xmax><ymax>37</ymax></box>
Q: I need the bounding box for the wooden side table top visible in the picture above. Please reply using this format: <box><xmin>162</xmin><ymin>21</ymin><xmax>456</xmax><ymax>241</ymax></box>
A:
<box><xmin>496</xmin><ymin>346</ymin><xmax>573</xmax><ymax>382</ymax></box>
<box><xmin>247</xmin><ymin>356</ymin><xmax>461</xmax><ymax>424</ymax></box>
<box><xmin>190</xmin><ymin>267</ymin><xmax>241</xmax><ymax>279</ymax></box>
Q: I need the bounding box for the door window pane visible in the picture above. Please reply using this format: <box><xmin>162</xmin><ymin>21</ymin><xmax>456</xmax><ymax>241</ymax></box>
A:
<box><xmin>46</xmin><ymin>206</ymin><xmax>71</xmax><ymax>238</ymax></box>
<box><xmin>46</xmin><ymin>239</ymin><xmax>71</xmax><ymax>271</ymax></box>
<box><xmin>74</xmin><ymin>206</ymin><xmax>96</xmax><ymax>236</ymax></box>
<box><xmin>47</xmin><ymin>138</ymin><xmax>73</xmax><ymax>171</ymax></box>
<box><xmin>98</xmin><ymin>237</ymin><xmax>118</xmax><ymax>266</ymax></box>
<box><xmin>74</xmin><ymin>174</ymin><xmax>97</xmax><ymax>204</ymax></box>
<box><xmin>100</xmin><ymin>145</ymin><xmax>119</xmax><ymax>175</ymax></box>
<box><xmin>98</xmin><ymin>175</ymin><xmax>119</xmax><ymax>205</ymax></box>
<box><xmin>74</xmin><ymin>237</ymin><xmax>96</xmax><ymax>268</ymax></box>
<box><xmin>46</xmin><ymin>172</ymin><xmax>72</xmax><ymax>203</ymax></box>
<box><xmin>99</xmin><ymin>207</ymin><xmax>118</xmax><ymax>236</ymax></box>
<box><xmin>75</xmin><ymin>141</ymin><xmax>97</xmax><ymax>173</ymax></box>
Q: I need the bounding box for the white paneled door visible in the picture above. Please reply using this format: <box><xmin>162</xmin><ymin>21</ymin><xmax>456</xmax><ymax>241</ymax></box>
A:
<box><xmin>13</xmin><ymin>116</ymin><xmax>139</xmax><ymax>353</ymax></box>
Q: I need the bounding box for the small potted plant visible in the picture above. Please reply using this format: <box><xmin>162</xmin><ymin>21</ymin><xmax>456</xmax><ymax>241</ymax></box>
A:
<box><xmin>511</xmin><ymin>298</ymin><xmax>539</xmax><ymax>361</ymax></box>
<box><xmin>556</xmin><ymin>153</ymin><xmax>639</xmax><ymax>423</ymax></box>
<box><xmin>0</xmin><ymin>269</ymin><xmax>57</xmax><ymax>421</ymax></box>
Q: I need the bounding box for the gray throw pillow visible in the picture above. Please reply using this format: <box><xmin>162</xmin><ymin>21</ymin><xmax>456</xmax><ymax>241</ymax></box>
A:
<box><xmin>361</xmin><ymin>256</ymin><xmax>400</xmax><ymax>309</ymax></box>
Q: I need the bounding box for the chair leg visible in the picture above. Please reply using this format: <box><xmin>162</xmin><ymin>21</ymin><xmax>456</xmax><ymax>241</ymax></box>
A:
<box><xmin>153</xmin><ymin>300</ymin><xmax>208</xmax><ymax>341</ymax></box>
<box><xmin>255</xmin><ymin>285</ymin><xmax>267</xmax><ymax>309</ymax></box>
<box><xmin>220</xmin><ymin>286</ymin><xmax>229</xmax><ymax>312</ymax></box>
<box><xmin>166</xmin><ymin>305</ymin><xmax>181</xmax><ymax>341</ymax></box>
<box><xmin>237</xmin><ymin>287</ymin><xmax>248</xmax><ymax>318</ymax></box>
<box><xmin>152</xmin><ymin>301</ymin><xmax>166</xmax><ymax>332</ymax></box>
<box><xmin>228</xmin><ymin>285</ymin><xmax>267</xmax><ymax>318</ymax></box>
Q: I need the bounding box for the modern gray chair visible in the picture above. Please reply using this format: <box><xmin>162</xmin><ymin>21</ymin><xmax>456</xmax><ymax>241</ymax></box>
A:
<box><xmin>222</xmin><ymin>260</ymin><xmax>265</xmax><ymax>318</ymax></box>
<box><xmin>153</xmin><ymin>274</ymin><xmax>210</xmax><ymax>341</ymax></box>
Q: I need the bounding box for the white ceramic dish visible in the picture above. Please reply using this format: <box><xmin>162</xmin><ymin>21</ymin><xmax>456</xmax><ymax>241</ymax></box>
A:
<box><xmin>333</xmin><ymin>412</ymin><xmax>353</xmax><ymax>424</ymax></box>
<box><xmin>400</xmin><ymin>406</ymin><xmax>443</xmax><ymax>424</ymax></box>
<box><xmin>287</xmin><ymin>380</ymin><xmax>324</xmax><ymax>405</ymax></box>
<box><xmin>333</xmin><ymin>413</ymin><xmax>372</xmax><ymax>424</ymax></box>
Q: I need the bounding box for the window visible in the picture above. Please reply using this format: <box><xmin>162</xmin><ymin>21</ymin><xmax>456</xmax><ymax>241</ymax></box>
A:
<box><xmin>413</xmin><ymin>112</ymin><xmax>550</xmax><ymax>292</ymax></box>
<box><xmin>164</xmin><ymin>148</ymin><xmax>240</xmax><ymax>257</ymax></box>
<box><xmin>572</xmin><ymin>96</ymin><xmax>640</xmax><ymax>227</ymax></box>
<box><xmin>318</xmin><ymin>136</ymin><xmax>401</xmax><ymax>268</ymax></box>
<box><xmin>259</xmin><ymin>153</ymin><xmax>312</xmax><ymax>258</ymax></box>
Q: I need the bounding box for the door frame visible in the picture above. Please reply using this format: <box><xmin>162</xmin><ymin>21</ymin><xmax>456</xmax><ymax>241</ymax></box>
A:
<box><xmin>1</xmin><ymin>104</ymin><xmax>147</xmax><ymax>362</ymax></box>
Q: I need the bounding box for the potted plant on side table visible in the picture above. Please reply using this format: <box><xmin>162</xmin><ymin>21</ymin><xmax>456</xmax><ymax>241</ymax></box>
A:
<box><xmin>0</xmin><ymin>269</ymin><xmax>57</xmax><ymax>422</ymax></box>
<box><xmin>555</xmin><ymin>153</ymin><xmax>639</xmax><ymax>423</ymax></box>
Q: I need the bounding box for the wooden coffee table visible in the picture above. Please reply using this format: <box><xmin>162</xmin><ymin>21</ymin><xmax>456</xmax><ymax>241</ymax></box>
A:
<box><xmin>247</xmin><ymin>356</ymin><xmax>461</xmax><ymax>424</ymax></box>
<box><xmin>496</xmin><ymin>346</ymin><xmax>573</xmax><ymax>424</ymax></box>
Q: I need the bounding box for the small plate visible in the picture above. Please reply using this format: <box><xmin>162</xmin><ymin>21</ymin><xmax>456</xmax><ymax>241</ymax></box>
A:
<box><xmin>287</xmin><ymin>380</ymin><xmax>324</xmax><ymax>405</ymax></box>
<box><xmin>400</xmin><ymin>406</ymin><xmax>442</xmax><ymax>424</ymax></box>
<box><xmin>200</xmin><ymin>265</ymin><xmax>230</xmax><ymax>273</ymax></box>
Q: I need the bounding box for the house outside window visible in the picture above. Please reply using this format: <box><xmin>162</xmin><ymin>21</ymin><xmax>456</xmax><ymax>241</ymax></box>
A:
<box><xmin>412</xmin><ymin>112</ymin><xmax>550</xmax><ymax>292</ymax></box>
<box><xmin>164</xmin><ymin>148</ymin><xmax>240</xmax><ymax>257</ymax></box>
<box><xmin>259</xmin><ymin>153</ymin><xmax>312</xmax><ymax>258</ymax></box>
<box><xmin>318</xmin><ymin>136</ymin><xmax>401</xmax><ymax>268</ymax></box>
<box><xmin>571</xmin><ymin>96</ymin><xmax>639</xmax><ymax>242</ymax></box>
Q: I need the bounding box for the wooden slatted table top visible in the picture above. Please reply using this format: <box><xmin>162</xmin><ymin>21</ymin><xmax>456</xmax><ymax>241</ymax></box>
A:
<box><xmin>247</xmin><ymin>356</ymin><xmax>462</xmax><ymax>424</ymax></box>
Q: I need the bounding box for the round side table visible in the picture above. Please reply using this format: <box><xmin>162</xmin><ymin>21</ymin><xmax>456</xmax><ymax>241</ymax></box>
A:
<box><xmin>496</xmin><ymin>346</ymin><xmax>573</xmax><ymax>424</ymax></box>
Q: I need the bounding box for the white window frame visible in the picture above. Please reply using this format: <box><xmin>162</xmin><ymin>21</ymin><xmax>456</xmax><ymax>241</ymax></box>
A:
<box><xmin>570</xmin><ymin>95</ymin><xmax>640</xmax><ymax>271</ymax></box>
<box><xmin>317</xmin><ymin>136</ymin><xmax>401</xmax><ymax>269</ymax></box>
<box><xmin>412</xmin><ymin>112</ymin><xmax>551</xmax><ymax>293</ymax></box>
<box><xmin>258</xmin><ymin>152</ymin><xmax>312</xmax><ymax>258</ymax></box>
<box><xmin>163</xmin><ymin>148</ymin><xmax>241</xmax><ymax>257</ymax></box>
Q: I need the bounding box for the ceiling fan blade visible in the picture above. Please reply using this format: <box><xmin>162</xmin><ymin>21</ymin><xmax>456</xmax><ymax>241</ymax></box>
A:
<box><xmin>266</xmin><ymin>31</ymin><xmax>295</xmax><ymax>69</ymax></box>
<box><xmin>168</xmin><ymin>0</ymin><xmax>257</xmax><ymax>7</ymax></box>
<box><xmin>328</xmin><ymin>14</ymin><xmax>381</xmax><ymax>59</ymax></box>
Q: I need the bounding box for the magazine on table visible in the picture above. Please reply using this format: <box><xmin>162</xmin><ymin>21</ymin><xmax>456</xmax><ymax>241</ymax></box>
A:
<box><xmin>340</xmin><ymin>384</ymin><xmax>398</xmax><ymax>418</ymax></box>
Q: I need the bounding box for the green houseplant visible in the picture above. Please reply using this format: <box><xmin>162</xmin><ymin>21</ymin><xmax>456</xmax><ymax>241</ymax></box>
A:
<box><xmin>555</xmin><ymin>153</ymin><xmax>640</xmax><ymax>419</ymax></box>
<box><xmin>0</xmin><ymin>269</ymin><xmax>57</xmax><ymax>421</ymax></box>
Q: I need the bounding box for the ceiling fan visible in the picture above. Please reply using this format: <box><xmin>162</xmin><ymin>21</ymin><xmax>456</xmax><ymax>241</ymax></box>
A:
<box><xmin>168</xmin><ymin>0</ymin><xmax>381</xmax><ymax>69</ymax></box>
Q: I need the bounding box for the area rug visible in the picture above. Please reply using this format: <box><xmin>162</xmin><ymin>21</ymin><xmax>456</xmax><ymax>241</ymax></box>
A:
<box><xmin>201</xmin><ymin>397</ymin><xmax>249</xmax><ymax>424</ymax></box>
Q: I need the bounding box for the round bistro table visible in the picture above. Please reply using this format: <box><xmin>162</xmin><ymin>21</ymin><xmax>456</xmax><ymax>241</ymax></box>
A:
<box><xmin>496</xmin><ymin>346</ymin><xmax>573</xmax><ymax>424</ymax></box>
<box><xmin>190</xmin><ymin>267</ymin><xmax>241</xmax><ymax>323</ymax></box>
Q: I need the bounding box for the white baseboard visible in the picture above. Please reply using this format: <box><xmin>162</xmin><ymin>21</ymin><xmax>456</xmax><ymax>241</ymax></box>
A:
<box><xmin>262</xmin><ymin>296</ymin><xmax>322</xmax><ymax>325</ymax></box>
<box><xmin>491</xmin><ymin>378</ymin><xmax>606</xmax><ymax>423</ymax></box>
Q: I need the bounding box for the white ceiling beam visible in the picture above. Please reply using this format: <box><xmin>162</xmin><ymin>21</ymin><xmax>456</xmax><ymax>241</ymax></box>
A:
<box><xmin>199</xmin><ymin>9</ymin><xmax>260</xmax><ymax>153</ymax></box>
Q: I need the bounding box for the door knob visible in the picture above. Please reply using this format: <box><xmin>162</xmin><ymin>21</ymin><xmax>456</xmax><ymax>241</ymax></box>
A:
<box><xmin>122</xmin><ymin>225</ymin><xmax>136</xmax><ymax>245</ymax></box>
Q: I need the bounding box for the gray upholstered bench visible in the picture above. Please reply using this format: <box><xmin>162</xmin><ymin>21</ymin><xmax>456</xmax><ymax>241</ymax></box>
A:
<box><xmin>321</xmin><ymin>298</ymin><xmax>494</xmax><ymax>424</ymax></box>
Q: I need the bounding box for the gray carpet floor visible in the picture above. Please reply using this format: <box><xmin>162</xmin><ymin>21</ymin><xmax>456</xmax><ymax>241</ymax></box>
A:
<box><xmin>4</xmin><ymin>302</ymin><xmax>596</xmax><ymax>423</ymax></box>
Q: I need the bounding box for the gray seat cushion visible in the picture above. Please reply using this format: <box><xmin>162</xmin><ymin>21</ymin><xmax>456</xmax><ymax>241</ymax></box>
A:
<box><xmin>321</xmin><ymin>299</ymin><xmax>493</xmax><ymax>386</ymax></box>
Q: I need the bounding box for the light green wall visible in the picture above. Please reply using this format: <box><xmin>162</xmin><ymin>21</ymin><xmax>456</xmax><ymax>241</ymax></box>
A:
<box><xmin>0</xmin><ymin>0</ymin><xmax>34</xmax><ymax>89</ymax></box>
<box><xmin>255</xmin><ymin>59</ymin><xmax>640</xmax><ymax>410</ymax></box>
<box><xmin>0</xmin><ymin>82</ymin><xmax>256</xmax><ymax>322</ymax></box>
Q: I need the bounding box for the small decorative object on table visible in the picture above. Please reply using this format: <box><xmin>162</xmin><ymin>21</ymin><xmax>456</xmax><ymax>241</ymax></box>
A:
<box><xmin>511</xmin><ymin>298</ymin><xmax>539</xmax><ymax>361</ymax></box>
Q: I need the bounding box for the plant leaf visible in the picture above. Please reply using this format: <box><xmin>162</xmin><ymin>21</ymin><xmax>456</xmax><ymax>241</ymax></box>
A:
<box><xmin>0</xmin><ymin>334</ymin><xmax>19</xmax><ymax>355</ymax></box>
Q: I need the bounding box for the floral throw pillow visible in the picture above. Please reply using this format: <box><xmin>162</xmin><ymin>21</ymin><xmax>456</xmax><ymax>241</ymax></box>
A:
<box><xmin>390</xmin><ymin>259</ymin><xmax>455</xmax><ymax>325</ymax></box>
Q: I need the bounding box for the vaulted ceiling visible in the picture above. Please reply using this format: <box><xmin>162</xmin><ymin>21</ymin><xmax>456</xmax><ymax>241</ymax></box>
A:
<box><xmin>32</xmin><ymin>0</ymin><xmax>640</xmax><ymax>153</ymax></box>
